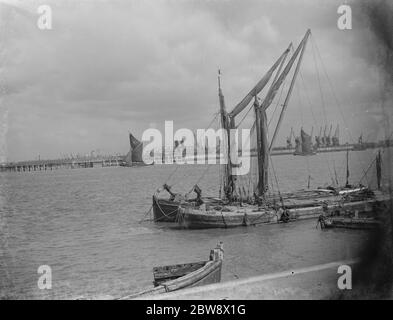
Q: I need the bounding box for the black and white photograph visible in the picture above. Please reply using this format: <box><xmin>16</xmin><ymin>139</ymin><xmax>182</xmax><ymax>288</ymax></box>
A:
<box><xmin>0</xmin><ymin>0</ymin><xmax>392</xmax><ymax>305</ymax></box>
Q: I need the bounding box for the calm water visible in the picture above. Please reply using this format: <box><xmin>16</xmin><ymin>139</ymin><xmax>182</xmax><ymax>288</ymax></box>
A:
<box><xmin>0</xmin><ymin>149</ymin><xmax>390</xmax><ymax>299</ymax></box>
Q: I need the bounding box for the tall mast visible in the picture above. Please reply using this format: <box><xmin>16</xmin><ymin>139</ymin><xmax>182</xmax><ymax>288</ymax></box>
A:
<box><xmin>218</xmin><ymin>70</ymin><xmax>234</xmax><ymax>200</ymax></box>
<box><xmin>254</xmin><ymin>96</ymin><xmax>269</xmax><ymax>196</ymax></box>
<box><xmin>268</xmin><ymin>29</ymin><xmax>311</xmax><ymax>151</ymax></box>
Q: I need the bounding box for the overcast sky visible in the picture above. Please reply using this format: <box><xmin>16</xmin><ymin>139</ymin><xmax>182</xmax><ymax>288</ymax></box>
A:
<box><xmin>0</xmin><ymin>0</ymin><xmax>392</xmax><ymax>161</ymax></box>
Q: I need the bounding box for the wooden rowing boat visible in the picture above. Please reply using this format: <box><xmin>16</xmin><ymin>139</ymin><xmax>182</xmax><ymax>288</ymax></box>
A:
<box><xmin>318</xmin><ymin>216</ymin><xmax>381</xmax><ymax>230</ymax></box>
<box><xmin>119</xmin><ymin>243</ymin><xmax>224</xmax><ymax>299</ymax></box>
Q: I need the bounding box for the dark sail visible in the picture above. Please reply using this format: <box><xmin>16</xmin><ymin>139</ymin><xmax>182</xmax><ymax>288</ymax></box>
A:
<box><xmin>123</xmin><ymin>132</ymin><xmax>144</xmax><ymax>166</ymax></box>
<box><xmin>129</xmin><ymin>133</ymin><xmax>143</xmax><ymax>163</ymax></box>
<box><xmin>301</xmin><ymin>129</ymin><xmax>313</xmax><ymax>154</ymax></box>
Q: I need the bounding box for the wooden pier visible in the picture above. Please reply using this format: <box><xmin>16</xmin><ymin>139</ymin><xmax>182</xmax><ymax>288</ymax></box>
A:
<box><xmin>0</xmin><ymin>156</ymin><xmax>125</xmax><ymax>173</ymax></box>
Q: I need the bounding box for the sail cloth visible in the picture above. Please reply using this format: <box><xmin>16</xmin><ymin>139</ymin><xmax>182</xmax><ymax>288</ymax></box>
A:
<box><xmin>124</xmin><ymin>133</ymin><xmax>144</xmax><ymax>166</ymax></box>
<box><xmin>129</xmin><ymin>133</ymin><xmax>144</xmax><ymax>163</ymax></box>
<box><xmin>301</xmin><ymin>129</ymin><xmax>313</xmax><ymax>154</ymax></box>
<box><xmin>228</xmin><ymin>45</ymin><xmax>291</xmax><ymax>119</ymax></box>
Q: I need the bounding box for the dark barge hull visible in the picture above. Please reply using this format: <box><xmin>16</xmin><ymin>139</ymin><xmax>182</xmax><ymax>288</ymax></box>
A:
<box><xmin>152</xmin><ymin>195</ymin><xmax>180</xmax><ymax>222</ymax></box>
<box><xmin>178</xmin><ymin>196</ymin><xmax>390</xmax><ymax>229</ymax></box>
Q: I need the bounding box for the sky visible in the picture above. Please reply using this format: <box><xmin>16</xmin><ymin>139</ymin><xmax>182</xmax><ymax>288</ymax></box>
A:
<box><xmin>0</xmin><ymin>0</ymin><xmax>392</xmax><ymax>162</ymax></box>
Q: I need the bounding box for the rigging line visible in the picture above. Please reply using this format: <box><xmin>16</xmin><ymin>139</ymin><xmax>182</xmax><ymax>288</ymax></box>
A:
<box><xmin>188</xmin><ymin>163</ymin><xmax>212</xmax><ymax>194</ymax></box>
<box><xmin>358</xmin><ymin>131</ymin><xmax>393</xmax><ymax>185</ymax></box>
<box><xmin>268</xmin><ymin>153</ymin><xmax>282</xmax><ymax>201</ymax></box>
<box><xmin>186</xmin><ymin>113</ymin><xmax>222</xmax><ymax>193</ymax></box>
<box><xmin>310</xmin><ymin>35</ymin><xmax>328</xmax><ymax>127</ymax></box>
<box><xmin>268</xmin><ymin>164</ymin><xmax>276</xmax><ymax>197</ymax></box>
<box><xmin>167</xmin><ymin>111</ymin><xmax>219</xmax><ymax>188</ymax></box>
<box><xmin>311</xmin><ymin>36</ymin><xmax>371</xmax><ymax>184</ymax></box>
<box><xmin>298</xmin><ymin>71</ymin><xmax>338</xmax><ymax>183</ymax></box>
<box><xmin>290</xmin><ymin>45</ymin><xmax>314</xmax><ymax>184</ymax></box>
<box><xmin>310</xmin><ymin>35</ymin><xmax>365</xmax><ymax>185</ymax></box>
<box><xmin>268</xmin><ymin>74</ymin><xmax>287</xmax><ymax>128</ymax></box>
<box><xmin>311</xmin><ymin>36</ymin><xmax>356</xmax><ymax>144</ymax></box>
<box><xmin>164</xmin><ymin>165</ymin><xmax>180</xmax><ymax>186</ymax></box>
<box><xmin>299</xmin><ymin>70</ymin><xmax>318</xmax><ymax>127</ymax></box>
<box><xmin>299</xmin><ymin>69</ymin><xmax>335</xmax><ymax>185</ymax></box>
<box><xmin>236</xmin><ymin>102</ymin><xmax>254</xmax><ymax>128</ymax></box>
<box><xmin>267</xmin><ymin>50</ymin><xmax>292</xmax><ymax>129</ymax></box>
<box><xmin>294</xmin><ymin>72</ymin><xmax>318</xmax><ymax>183</ymax></box>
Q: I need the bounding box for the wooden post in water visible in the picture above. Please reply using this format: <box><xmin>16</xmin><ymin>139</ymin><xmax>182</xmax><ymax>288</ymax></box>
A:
<box><xmin>376</xmin><ymin>149</ymin><xmax>382</xmax><ymax>190</ymax></box>
<box><xmin>345</xmin><ymin>146</ymin><xmax>350</xmax><ymax>187</ymax></box>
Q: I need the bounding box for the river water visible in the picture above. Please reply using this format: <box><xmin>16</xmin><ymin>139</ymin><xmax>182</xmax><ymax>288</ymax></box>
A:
<box><xmin>0</xmin><ymin>148</ymin><xmax>390</xmax><ymax>299</ymax></box>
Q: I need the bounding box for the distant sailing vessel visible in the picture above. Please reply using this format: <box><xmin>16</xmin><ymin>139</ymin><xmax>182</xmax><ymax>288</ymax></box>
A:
<box><xmin>152</xmin><ymin>29</ymin><xmax>390</xmax><ymax>229</ymax></box>
<box><xmin>120</xmin><ymin>133</ymin><xmax>147</xmax><ymax>167</ymax></box>
<box><xmin>293</xmin><ymin>128</ymin><xmax>316</xmax><ymax>156</ymax></box>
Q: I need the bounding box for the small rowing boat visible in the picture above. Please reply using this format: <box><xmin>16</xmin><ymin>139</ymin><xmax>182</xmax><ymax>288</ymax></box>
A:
<box><xmin>317</xmin><ymin>215</ymin><xmax>381</xmax><ymax>230</ymax></box>
<box><xmin>119</xmin><ymin>242</ymin><xmax>224</xmax><ymax>299</ymax></box>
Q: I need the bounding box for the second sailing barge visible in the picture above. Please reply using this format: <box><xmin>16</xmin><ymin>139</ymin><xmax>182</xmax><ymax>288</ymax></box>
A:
<box><xmin>152</xmin><ymin>29</ymin><xmax>390</xmax><ymax>228</ymax></box>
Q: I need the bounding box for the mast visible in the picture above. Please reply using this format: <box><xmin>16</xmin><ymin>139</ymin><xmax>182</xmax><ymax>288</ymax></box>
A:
<box><xmin>254</xmin><ymin>96</ymin><xmax>269</xmax><ymax>196</ymax></box>
<box><xmin>268</xmin><ymin>29</ymin><xmax>311</xmax><ymax>151</ymax></box>
<box><xmin>218</xmin><ymin>70</ymin><xmax>234</xmax><ymax>200</ymax></box>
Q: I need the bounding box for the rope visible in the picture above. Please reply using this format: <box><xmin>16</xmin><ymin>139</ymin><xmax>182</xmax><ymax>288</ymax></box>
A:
<box><xmin>268</xmin><ymin>153</ymin><xmax>284</xmax><ymax>206</ymax></box>
<box><xmin>186</xmin><ymin>164</ymin><xmax>212</xmax><ymax>195</ymax></box>
<box><xmin>186</xmin><ymin>112</ymin><xmax>220</xmax><ymax>193</ymax></box>
<box><xmin>268</xmin><ymin>77</ymin><xmax>287</xmax><ymax>128</ymax></box>
<box><xmin>311</xmin><ymin>35</ymin><xmax>370</xmax><ymax>185</ymax></box>
<box><xmin>298</xmin><ymin>68</ymin><xmax>337</xmax><ymax>186</ymax></box>
<box><xmin>293</xmin><ymin>74</ymin><xmax>316</xmax><ymax>184</ymax></box>
<box><xmin>138</xmin><ymin>205</ymin><xmax>153</xmax><ymax>223</ymax></box>
<box><xmin>236</xmin><ymin>103</ymin><xmax>254</xmax><ymax>129</ymax></box>
<box><xmin>152</xmin><ymin>197</ymin><xmax>180</xmax><ymax>222</ymax></box>
<box><xmin>358</xmin><ymin>131</ymin><xmax>393</xmax><ymax>185</ymax></box>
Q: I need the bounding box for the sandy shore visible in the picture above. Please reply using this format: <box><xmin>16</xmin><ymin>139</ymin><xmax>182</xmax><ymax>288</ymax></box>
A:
<box><xmin>136</xmin><ymin>260</ymin><xmax>359</xmax><ymax>300</ymax></box>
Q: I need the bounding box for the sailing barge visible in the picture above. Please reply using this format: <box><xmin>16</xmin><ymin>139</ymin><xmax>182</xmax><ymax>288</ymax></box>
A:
<box><xmin>152</xmin><ymin>29</ymin><xmax>390</xmax><ymax>229</ymax></box>
<box><xmin>119</xmin><ymin>243</ymin><xmax>224</xmax><ymax>299</ymax></box>
<box><xmin>120</xmin><ymin>133</ymin><xmax>148</xmax><ymax>167</ymax></box>
<box><xmin>177</xmin><ymin>190</ymin><xmax>388</xmax><ymax>229</ymax></box>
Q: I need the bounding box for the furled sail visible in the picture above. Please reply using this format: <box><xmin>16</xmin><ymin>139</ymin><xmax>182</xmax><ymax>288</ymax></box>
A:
<box><xmin>228</xmin><ymin>45</ymin><xmax>291</xmax><ymax>119</ymax></box>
